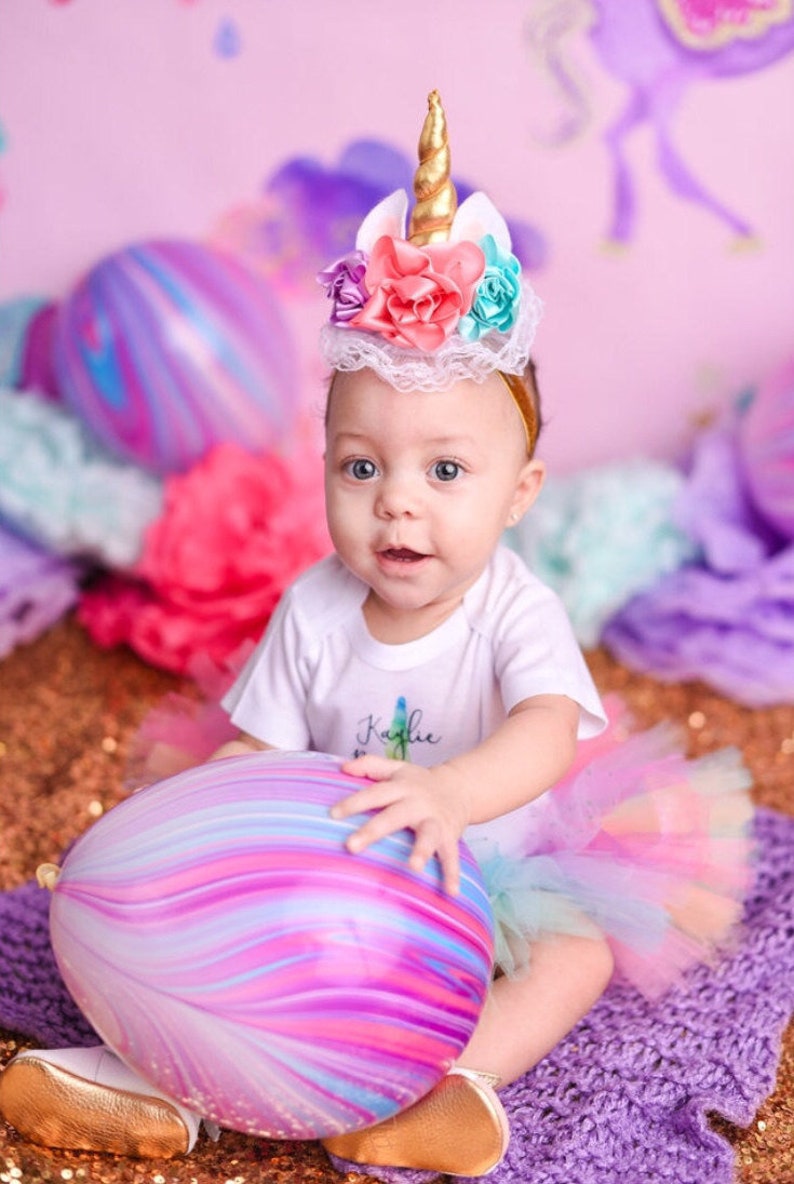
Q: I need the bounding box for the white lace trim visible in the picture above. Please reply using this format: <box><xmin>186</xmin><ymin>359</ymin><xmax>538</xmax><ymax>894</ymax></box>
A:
<box><xmin>319</xmin><ymin>281</ymin><xmax>543</xmax><ymax>391</ymax></box>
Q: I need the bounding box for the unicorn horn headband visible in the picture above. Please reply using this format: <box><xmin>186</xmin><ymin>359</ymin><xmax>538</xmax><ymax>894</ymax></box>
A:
<box><xmin>408</xmin><ymin>88</ymin><xmax>456</xmax><ymax>245</ymax></box>
<box><xmin>318</xmin><ymin>91</ymin><xmax>543</xmax><ymax>445</ymax></box>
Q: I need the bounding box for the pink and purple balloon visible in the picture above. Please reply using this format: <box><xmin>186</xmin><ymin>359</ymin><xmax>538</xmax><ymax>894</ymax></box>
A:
<box><xmin>0</xmin><ymin>297</ymin><xmax>58</xmax><ymax>396</ymax></box>
<box><xmin>740</xmin><ymin>355</ymin><xmax>794</xmax><ymax>540</ymax></box>
<box><xmin>21</xmin><ymin>302</ymin><xmax>60</xmax><ymax>398</ymax></box>
<box><xmin>53</xmin><ymin>240</ymin><xmax>298</xmax><ymax>474</ymax></box>
<box><xmin>48</xmin><ymin>751</ymin><xmax>493</xmax><ymax>1139</ymax></box>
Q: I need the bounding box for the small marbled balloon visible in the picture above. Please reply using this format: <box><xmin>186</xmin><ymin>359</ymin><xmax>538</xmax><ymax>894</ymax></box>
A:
<box><xmin>739</xmin><ymin>356</ymin><xmax>794</xmax><ymax>540</ymax></box>
<box><xmin>52</xmin><ymin>240</ymin><xmax>299</xmax><ymax>474</ymax></box>
<box><xmin>49</xmin><ymin>751</ymin><xmax>493</xmax><ymax>1139</ymax></box>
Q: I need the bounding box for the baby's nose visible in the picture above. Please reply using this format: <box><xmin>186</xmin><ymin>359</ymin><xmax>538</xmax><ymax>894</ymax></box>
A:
<box><xmin>375</xmin><ymin>473</ymin><xmax>422</xmax><ymax>518</ymax></box>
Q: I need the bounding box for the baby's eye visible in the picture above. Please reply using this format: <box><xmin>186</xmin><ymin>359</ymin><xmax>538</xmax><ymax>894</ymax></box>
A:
<box><xmin>432</xmin><ymin>460</ymin><xmax>462</xmax><ymax>482</ymax></box>
<box><xmin>345</xmin><ymin>458</ymin><xmax>379</xmax><ymax>481</ymax></box>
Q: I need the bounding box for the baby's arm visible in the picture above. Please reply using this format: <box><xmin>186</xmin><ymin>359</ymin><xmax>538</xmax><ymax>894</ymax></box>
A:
<box><xmin>331</xmin><ymin>693</ymin><xmax>579</xmax><ymax>895</ymax></box>
<box><xmin>210</xmin><ymin>731</ymin><xmax>274</xmax><ymax>760</ymax></box>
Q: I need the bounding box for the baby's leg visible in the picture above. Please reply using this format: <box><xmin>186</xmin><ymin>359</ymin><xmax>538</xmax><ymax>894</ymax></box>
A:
<box><xmin>459</xmin><ymin>931</ymin><xmax>615</xmax><ymax>1086</ymax></box>
<box><xmin>323</xmin><ymin>933</ymin><xmax>613</xmax><ymax>1176</ymax></box>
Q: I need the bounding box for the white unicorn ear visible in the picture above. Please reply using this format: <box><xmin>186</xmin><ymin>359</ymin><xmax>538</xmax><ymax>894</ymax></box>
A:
<box><xmin>355</xmin><ymin>190</ymin><xmax>409</xmax><ymax>252</ymax></box>
<box><xmin>450</xmin><ymin>192</ymin><xmax>512</xmax><ymax>251</ymax></box>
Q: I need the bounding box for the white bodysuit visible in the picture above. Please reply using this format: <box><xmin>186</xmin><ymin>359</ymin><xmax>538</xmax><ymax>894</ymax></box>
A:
<box><xmin>223</xmin><ymin>546</ymin><xmax>606</xmax><ymax>856</ymax></box>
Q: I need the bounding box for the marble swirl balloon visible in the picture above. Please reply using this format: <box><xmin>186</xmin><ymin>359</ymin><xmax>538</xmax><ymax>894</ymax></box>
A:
<box><xmin>739</xmin><ymin>355</ymin><xmax>794</xmax><ymax>541</ymax></box>
<box><xmin>48</xmin><ymin>751</ymin><xmax>494</xmax><ymax>1140</ymax></box>
<box><xmin>53</xmin><ymin>240</ymin><xmax>298</xmax><ymax>474</ymax></box>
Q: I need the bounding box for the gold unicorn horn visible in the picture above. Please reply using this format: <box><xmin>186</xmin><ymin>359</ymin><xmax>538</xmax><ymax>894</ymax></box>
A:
<box><xmin>408</xmin><ymin>90</ymin><xmax>457</xmax><ymax>245</ymax></box>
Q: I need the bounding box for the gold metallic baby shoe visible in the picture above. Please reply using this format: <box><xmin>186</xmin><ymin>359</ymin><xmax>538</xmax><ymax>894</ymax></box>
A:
<box><xmin>322</xmin><ymin>1066</ymin><xmax>509</xmax><ymax>1177</ymax></box>
<box><xmin>0</xmin><ymin>1046</ymin><xmax>199</xmax><ymax>1158</ymax></box>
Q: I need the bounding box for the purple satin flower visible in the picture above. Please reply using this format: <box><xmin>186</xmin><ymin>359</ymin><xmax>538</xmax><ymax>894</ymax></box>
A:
<box><xmin>317</xmin><ymin>250</ymin><xmax>369</xmax><ymax>325</ymax></box>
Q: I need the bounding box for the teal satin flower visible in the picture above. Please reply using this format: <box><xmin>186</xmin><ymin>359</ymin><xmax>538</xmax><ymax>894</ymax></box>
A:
<box><xmin>458</xmin><ymin>234</ymin><xmax>522</xmax><ymax>341</ymax></box>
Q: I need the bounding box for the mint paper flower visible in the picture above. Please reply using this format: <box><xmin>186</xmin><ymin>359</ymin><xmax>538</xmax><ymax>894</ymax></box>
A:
<box><xmin>458</xmin><ymin>234</ymin><xmax>522</xmax><ymax>342</ymax></box>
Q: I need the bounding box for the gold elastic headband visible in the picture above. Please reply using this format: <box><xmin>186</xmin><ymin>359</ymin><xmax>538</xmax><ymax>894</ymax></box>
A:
<box><xmin>497</xmin><ymin>370</ymin><xmax>538</xmax><ymax>455</ymax></box>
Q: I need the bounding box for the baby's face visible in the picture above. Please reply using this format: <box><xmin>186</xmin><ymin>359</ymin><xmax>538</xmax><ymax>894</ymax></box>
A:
<box><xmin>324</xmin><ymin>368</ymin><xmax>544</xmax><ymax>640</ymax></box>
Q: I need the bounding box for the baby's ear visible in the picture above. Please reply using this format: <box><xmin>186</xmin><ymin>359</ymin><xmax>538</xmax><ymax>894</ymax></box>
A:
<box><xmin>510</xmin><ymin>459</ymin><xmax>545</xmax><ymax>524</ymax></box>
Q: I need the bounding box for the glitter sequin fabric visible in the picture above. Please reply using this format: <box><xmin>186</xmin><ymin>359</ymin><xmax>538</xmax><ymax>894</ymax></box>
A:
<box><xmin>1</xmin><ymin>625</ymin><xmax>793</xmax><ymax>1183</ymax></box>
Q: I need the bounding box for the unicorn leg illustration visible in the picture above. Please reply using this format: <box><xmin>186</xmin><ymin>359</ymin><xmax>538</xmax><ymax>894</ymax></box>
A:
<box><xmin>602</xmin><ymin>88</ymin><xmax>649</xmax><ymax>243</ymax></box>
<box><xmin>651</xmin><ymin>78</ymin><xmax>755</xmax><ymax>240</ymax></box>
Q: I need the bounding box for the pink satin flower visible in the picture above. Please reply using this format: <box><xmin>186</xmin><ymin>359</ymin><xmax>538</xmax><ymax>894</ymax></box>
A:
<box><xmin>351</xmin><ymin>236</ymin><xmax>485</xmax><ymax>352</ymax></box>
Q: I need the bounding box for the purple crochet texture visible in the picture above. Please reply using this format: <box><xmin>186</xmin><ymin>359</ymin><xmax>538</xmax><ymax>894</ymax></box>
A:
<box><xmin>1</xmin><ymin>809</ymin><xmax>793</xmax><ymax>1184</ymax></box>
<box><xmin>0</xmin><ymin>879</ymin><xmax>96</xmax><ymax>1047</ymax></box>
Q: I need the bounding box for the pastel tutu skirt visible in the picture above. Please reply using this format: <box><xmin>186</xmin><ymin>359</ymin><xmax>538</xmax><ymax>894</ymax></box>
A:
<box><xmin>128</xmin><ymin>685</ymin><xmax>754</xmax><ymax>1003</ymax></box>
<box><xmin>470</xmin><ymin>702</ymin><xmax>754</xmax><ymax>999</ymax></box>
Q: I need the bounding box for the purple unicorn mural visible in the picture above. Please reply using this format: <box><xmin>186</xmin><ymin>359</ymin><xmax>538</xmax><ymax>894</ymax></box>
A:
<box><xmin>528</xmin><ymin>0</ymin><xmax>794</xmax><ymax>242</ymax></box>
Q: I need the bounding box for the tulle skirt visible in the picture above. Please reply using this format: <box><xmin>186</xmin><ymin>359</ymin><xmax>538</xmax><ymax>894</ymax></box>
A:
<box><xmin>127</xmin><ymin>688</ymin><xmax>755</xmax><ymax>1003</ymax></box>
<box><xmin>470</xmin><ymin>703</ymin><xmax>754</xmax><ymax>999</ymax></box>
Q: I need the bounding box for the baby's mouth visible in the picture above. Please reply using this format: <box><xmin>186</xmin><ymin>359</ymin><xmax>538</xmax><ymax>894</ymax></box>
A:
<box><xmin>380</xmin><ymin>547</ymin><xmax>427</xmax><ymax>563</ymax></box>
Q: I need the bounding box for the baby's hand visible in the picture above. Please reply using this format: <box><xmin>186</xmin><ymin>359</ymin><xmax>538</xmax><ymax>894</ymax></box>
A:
<box><xmin>330</xmin><ymin>756</ymin><xmax>470</xmax><ymax>895</ymax></box>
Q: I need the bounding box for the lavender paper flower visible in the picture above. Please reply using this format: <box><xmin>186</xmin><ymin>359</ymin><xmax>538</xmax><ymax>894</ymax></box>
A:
<box><xmin>672</xmin><ymin>412</ymin><xmax>781</xmax><ymax>574</ymax></box>
<box><xmin>604</xmin><ymin>544</ymin><xmax>794</xmax><ymax>708</ymax></box>
<box><xmin>317</xmin><ymin>249</ymin><xmax>369</xmax><ymax>325</ymax></box>
<box><xmin>0</xmin><ymin>523</ymin><xmax>82</xmax><ymax>659</ymax></box>
<box><xmin>602</xmin><ymin>400</ymin><xmax>794</xmax><ymax>707</ymax></box>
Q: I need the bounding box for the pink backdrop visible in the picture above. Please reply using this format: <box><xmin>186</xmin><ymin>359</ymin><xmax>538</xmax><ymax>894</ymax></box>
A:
<box><xmin>1</xmin><ymin>0</ymin><xmax>793</xmax><ymax>473</ymax></box>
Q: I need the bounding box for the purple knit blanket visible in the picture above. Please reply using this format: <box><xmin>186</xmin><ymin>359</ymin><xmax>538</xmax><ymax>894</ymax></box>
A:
<box><xmin>2</xmin><ymin>808</ymin><xmax>793</xmax><ymax>1184</ymax></box>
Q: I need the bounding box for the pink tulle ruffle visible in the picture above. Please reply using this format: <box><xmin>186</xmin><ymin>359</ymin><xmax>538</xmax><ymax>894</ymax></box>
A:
<box><xmin>479</xmin><ymin>698</ymin><xmax>754</xmax><ymax>998</ymax></box>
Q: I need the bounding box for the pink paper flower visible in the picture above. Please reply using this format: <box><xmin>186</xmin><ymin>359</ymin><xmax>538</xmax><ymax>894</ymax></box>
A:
<box><xmin>351</xmin><ymin>235</ymin><xmax>484</xmax><ymax>352</ymax></box>
<box><xmin>79</xmin><ymin>441</ymin><xmax>331</xmax><ymax>674</ymax></box>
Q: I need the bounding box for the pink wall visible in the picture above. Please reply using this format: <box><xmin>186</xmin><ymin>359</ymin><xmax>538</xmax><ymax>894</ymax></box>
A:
<box><xmin>1</xmin><ymin>0</ymin><xmax>793</xmax><ymax>473</ymax></box>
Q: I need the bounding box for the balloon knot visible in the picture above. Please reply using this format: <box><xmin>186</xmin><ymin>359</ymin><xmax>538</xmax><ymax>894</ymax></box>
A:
<box><xmin>36</xmin><ymin>863</ymin><xmax>61</xmax><ymax>891</ymax></box>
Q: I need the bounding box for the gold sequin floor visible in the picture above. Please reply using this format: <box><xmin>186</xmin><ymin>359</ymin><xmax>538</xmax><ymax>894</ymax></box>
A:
<box><xmin>0</xmin><ymin>619</ymin><xmax>792</xmax><ymax>1184</ymax></box>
